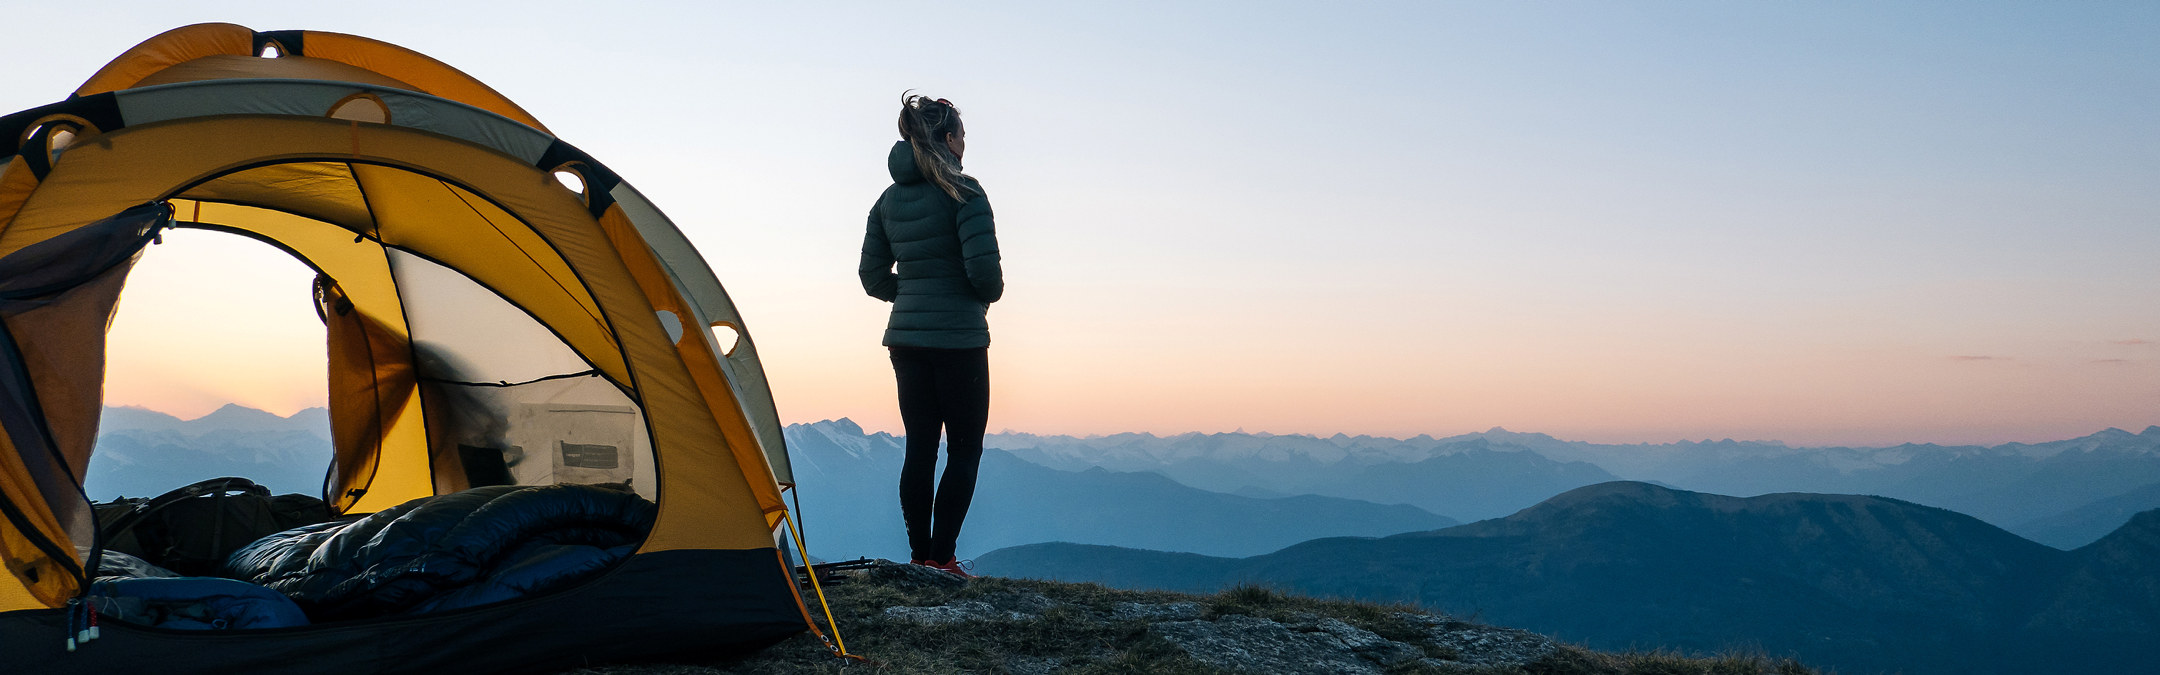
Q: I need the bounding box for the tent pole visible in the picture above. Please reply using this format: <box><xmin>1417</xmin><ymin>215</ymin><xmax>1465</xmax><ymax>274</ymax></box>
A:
<box><xmin>781</xmin><ymin>501</ymin><xmax>861</xmax><ymax>661</ymax></box>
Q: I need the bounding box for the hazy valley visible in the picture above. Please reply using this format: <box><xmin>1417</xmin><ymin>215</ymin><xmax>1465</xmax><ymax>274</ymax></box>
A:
<box><xmin>977</xmin><ymin>482</ymin><xmax>2160</xmax><ymax>675</ymax></box>
<box><xmin>85</xmin><ymin>405</ymin><xmax>2160</xmax><ymax>674</ymax></box>
<box><xmin>987</xmin><ymin>423</ymin><xmax>2160</xmax><ymax>549</ymax></box>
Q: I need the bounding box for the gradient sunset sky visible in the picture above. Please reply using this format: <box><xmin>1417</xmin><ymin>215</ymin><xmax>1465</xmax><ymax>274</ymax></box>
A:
<box><xmin>7</xmin><ymin>2</ymin><xmax>2155</xmax><ymax>447</ymax></box>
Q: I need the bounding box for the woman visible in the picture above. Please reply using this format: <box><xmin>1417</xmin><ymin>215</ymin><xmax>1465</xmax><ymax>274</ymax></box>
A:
<box><xmin>859</xmin><ymin>94</ymin><xmax>1003</xmax><ymax>576</ymax></box>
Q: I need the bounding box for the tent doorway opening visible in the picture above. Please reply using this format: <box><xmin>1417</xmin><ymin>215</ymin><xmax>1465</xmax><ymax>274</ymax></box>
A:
<box><xmin>88</xmin><ymin>228</ymin><xmax>332</xmax><ymax>502</ymax></box>
<box><xmin>66</xmin><ymin>194</ymin><xmax>662</xmax><ymax>626</ymax></box>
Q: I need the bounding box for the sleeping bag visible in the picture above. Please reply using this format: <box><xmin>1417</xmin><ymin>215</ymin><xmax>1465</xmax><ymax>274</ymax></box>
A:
<box><xmin>88</xmin><ymin>551</ymin><xmax>309</xmax><ymax>630</ymax></box>
<box><xmin>222</xmin><ymin>483</ymin><xmax>656</xmax><ymax>621</ymax></box>
<box><xmin>88</xmin><ymin>577</ymin><xmax>311</xmax><ymax>630</ymax></box>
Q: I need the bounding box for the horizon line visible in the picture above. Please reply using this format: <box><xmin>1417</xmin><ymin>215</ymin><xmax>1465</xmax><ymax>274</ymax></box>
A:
<box><xmin>101</xmin><ymin>403</ymin><xmax>2159</xmax><ymax>452</ymax></box>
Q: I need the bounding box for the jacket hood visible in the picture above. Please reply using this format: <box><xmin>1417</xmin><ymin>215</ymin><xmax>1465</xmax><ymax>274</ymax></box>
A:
<box><xmin>888</xmin><ymin>140</ymin><xmax>924</xmax><ymax>185</ymax></box>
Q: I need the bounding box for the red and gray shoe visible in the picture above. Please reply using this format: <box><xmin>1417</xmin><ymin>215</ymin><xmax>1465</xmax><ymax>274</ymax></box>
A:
<box><xmin>929</xmin><ymin>558</ymin><xmax>975</xmax><ymax>579</ymax></box>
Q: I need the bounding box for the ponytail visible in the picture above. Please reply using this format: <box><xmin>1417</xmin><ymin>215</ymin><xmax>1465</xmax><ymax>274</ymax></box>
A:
<box><xmin>897</xmin><ymin>92</ymin><xmax>976</xmax><ymax>202</ymax></box>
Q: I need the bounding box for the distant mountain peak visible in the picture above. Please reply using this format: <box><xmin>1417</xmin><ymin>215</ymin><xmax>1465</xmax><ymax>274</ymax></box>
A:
<box><xmin>98</xmin><ymin>405</ymin><xmax>189</xmax><ymax>433</ymax></box>
<box><xmin>197</xmin><ymin>402</ymin><xmax>281</xmax><ymax>420</ymax></box>
<box><xmin>107</xmin><ymin>405</ymin><xmax>183</xmax><ymax>420</ymax></box>
<box><xmin>1538</xmin><ymin>480</ymin><xmax>1685</xmax><ymax>506</ymax></box>
<box><xmin>1494</xmin><ymin>480</ymin><xmax>1970</xmax><ymax>535</ymax></box>
<box><xmin>788</xmin><ymin>418</ymin><xmax>868</xmax><ymax>435</ymax></box>
<box><xmin>99</xmin><ymin>403</ymin><xmax>327</xmax><ymax>437</ymax></box>
<box><xmin>1473</xmin><ymin>427</ymin><xmax>1565</xmax><ymax>443</ymax></box>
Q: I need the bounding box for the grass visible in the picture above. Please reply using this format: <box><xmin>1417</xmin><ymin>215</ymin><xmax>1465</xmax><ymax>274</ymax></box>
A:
<box><xmin>557</xmin><ymin>571</ymin><xmax>1823</xmax><ymax>675</ymax></box>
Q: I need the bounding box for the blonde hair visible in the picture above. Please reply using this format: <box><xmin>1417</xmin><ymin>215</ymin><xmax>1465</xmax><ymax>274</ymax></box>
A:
<box><xmin>897</xmin><ymin>92</ymin><xmax>976</xmax><ymax>202</ymax></box>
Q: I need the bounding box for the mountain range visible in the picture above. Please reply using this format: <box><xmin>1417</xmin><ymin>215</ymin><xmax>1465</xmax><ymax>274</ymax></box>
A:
<box><xmin>100</xmin><ymin>404</ymin><xmax>330</xmax><ymax>435</ymax></box>
<box><xmin>977</xmin><ymin>481</ymin><xmax>2160</xmax><ymax>675</ymax></box>
<box><xmin>85</xmin><ymin>408</ymin><xmax>1461</xmax><ymax>559</ymax></box>
<box><xmin>86</xmin><ymin>405</ymin><xmax>2160</xmax><ymax>552</ymax></box>
<box><xmin>783</xmin><ymin>419</ymin><xmax>1455</xmax><ymax>560</ymax></box>
<box><xmin>86</xmin><ymin>404</ymin><xmax>331</xmax><ymax>500</ymax></box>
<box><xmin>989</xmin><ymin>425</ymin><xmax>2160</xmax><ymax>548</ymax></box>
<box><xmin>81</xmin><ymin>404</ymin><xmax>2160</xmax><ymax>672</ymax></box>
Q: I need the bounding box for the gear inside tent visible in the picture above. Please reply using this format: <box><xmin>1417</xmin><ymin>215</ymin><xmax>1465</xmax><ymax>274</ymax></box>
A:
<box><xmin>0</xmin><ymin>23</ymin><xmax>829</xmax><ymax>673</ymax></box>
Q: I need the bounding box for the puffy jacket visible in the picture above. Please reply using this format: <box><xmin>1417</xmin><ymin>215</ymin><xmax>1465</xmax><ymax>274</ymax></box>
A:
<box><xmin>859</xmin><ymin>140</ymin><xmax>1004</xmax><ymax>348</ymax></box>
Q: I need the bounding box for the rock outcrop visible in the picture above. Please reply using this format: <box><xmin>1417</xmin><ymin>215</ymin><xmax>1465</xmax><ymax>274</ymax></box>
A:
<box><xmin>559</xmin><ymin>560</ymin><xmax>1799</xmax><ymax>674</ymax></box>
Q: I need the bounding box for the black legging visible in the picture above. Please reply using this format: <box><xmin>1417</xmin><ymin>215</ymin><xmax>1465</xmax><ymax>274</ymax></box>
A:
<box><xmin>890</xmin><ymin>346</ymin><xmax>989</xmax><ymax>563</ymax></box>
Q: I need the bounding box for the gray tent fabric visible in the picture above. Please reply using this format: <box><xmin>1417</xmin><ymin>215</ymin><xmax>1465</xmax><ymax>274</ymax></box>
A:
<box><xmin>116</xmin><ymin>81</ymin><xmax>555</xmax><ymax>164</ymax></box>
<box><xmin>0</xmin><ymin>202</ymin><xmax>169</xmax><ymax>304</ymax></box>
<box><xmin>608</xmin><ymin>185</ymin><xmax>792</xmax><ymax>486</ymax></box>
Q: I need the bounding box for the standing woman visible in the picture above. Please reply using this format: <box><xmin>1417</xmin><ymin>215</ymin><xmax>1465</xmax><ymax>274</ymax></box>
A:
<box><xmin>859</xmin><ymin>94</ymin><xmax>1003</xmax><ymax>576</ymax></box>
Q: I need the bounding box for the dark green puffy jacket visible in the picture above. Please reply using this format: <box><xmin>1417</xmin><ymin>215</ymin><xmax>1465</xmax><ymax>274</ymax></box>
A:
<box><xmin>859</xmin><ymin>140</ymin><xmax>1004</xmax><ymax>348</ymax></box>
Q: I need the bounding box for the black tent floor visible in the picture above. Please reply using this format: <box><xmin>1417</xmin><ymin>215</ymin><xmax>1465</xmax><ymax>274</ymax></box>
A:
<box><xmin>0</xmin><ymin>548</ymin><xmax>809</xmax><ymax>675</ymax></box>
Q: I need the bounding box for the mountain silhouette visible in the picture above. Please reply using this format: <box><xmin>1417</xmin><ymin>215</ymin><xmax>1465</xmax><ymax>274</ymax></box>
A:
<box><xmin>2029</xmin><ymin>509</ymin><xmax>2160</xmax><ymax>634</ymax></box>
<box><xmin>188</xmin><ymin>403</ymin><xmax>329</xmax><ymax>435</ymax></box>
<box><xmin>99</xmin><ymin>405</ymin><xmax>190</xmax><ymax>433</ymax></box>
<box><xmin>979</xmin><ymin>482</ymin><xmax>2160</xmax><ymax>675</ymax></box>
<box><xmin>1000</xmin><ymin>433</ymin><xmax>1623</xmax><ymax>522</ymax></box>
<box><xmin>2015</xmin><ymin>481</ymin><xmax>2160</xmax><ymax>549</ymax></box>
<box><xmin>991</xmin><ymin>425</ymin><xmax>2160</xmax><ymax>548</ymax></box>
<box><xmin>784</xmin><ymin>419</ymin><xmax>1456</xmax><ymax>560</ymax></box>
<box><xmin>101</xmin><ymin>404</ymin><xmax>331</xmax><ymax>437</ymax></box>
<box><xmin>1318</xmin><ymin>439</ymin><xmax>1622</xmax><ymax>521</ymax></box>
<box><xmin>87</xmin><ymin>405</ymin><xmax>332</xmax><ymax>500</ymax></box>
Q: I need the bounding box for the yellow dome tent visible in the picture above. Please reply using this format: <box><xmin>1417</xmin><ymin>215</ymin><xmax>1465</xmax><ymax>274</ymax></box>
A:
<box><xmin>0</xmin><ymin>23</ymin><xmax>824</xmax><ymax>672</ymax></box>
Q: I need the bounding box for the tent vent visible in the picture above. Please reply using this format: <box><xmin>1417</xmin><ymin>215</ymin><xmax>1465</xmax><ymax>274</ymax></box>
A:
<box><xmin>45</xmin><ymin>127</ymin><xmax>75</xmax><ymax>163</ymax></box>
<box><xmin>552</xmin><ymin>169</ymin><xmax>586</xmax><ymax>198</ymax></box>
<box><xmin>329</xmin><ymin>95</ymin><xmax>389</xmax><ymax>124</ymax></box>
<box><xmin>710</xmin><ymin>323</ymin><xmax>741</xmax><ymax>357</ymax></box>
<box><xmin>260</xmin><ymin>43</ymin><xmax>283</xmax><ymax>58</ymax></box>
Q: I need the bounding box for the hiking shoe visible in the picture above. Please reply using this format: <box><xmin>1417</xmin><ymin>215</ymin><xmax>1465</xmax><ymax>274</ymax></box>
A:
<box><xmin>929</xmin><ymin>558</ymin><xmax>975</xmax><ymax>579</ymax></box>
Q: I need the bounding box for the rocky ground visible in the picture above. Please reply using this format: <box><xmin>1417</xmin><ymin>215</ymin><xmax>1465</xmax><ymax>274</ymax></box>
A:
<box><xmin>559</xmin><ymin>561</ymin><xmax>1816</xmax><ymax>675</ymax></box>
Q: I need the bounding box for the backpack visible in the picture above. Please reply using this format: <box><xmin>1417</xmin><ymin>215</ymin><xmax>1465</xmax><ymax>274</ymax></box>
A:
<box><xmin>94</xmin><ymin>477</ymin><xmax>333</xmax><ymax>576</ymax></box>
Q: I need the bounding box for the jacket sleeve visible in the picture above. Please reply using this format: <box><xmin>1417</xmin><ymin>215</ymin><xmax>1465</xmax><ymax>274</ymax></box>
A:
<box><xmin>956</xmin><ymin>193</ymin><xmax>1004</xmax><ymax>304</ymax></box>
<box><xmin>858</xmin><ymin>204</ymin><xmax>898</xmax><ymax>302</ymax></box>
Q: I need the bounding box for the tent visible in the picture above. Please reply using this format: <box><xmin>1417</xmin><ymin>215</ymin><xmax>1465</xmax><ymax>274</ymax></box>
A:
<box><xmin>0</xmin><ymin>23</ymin><xmax>822</xmax><ymax>672</ymax></box>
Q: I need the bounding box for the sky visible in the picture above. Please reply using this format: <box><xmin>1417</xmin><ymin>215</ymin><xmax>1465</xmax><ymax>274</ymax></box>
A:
<box><xmin>5</xmin><ymin>2</ymin><xmax>2156</xmax><ymax>447</ymax></box>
